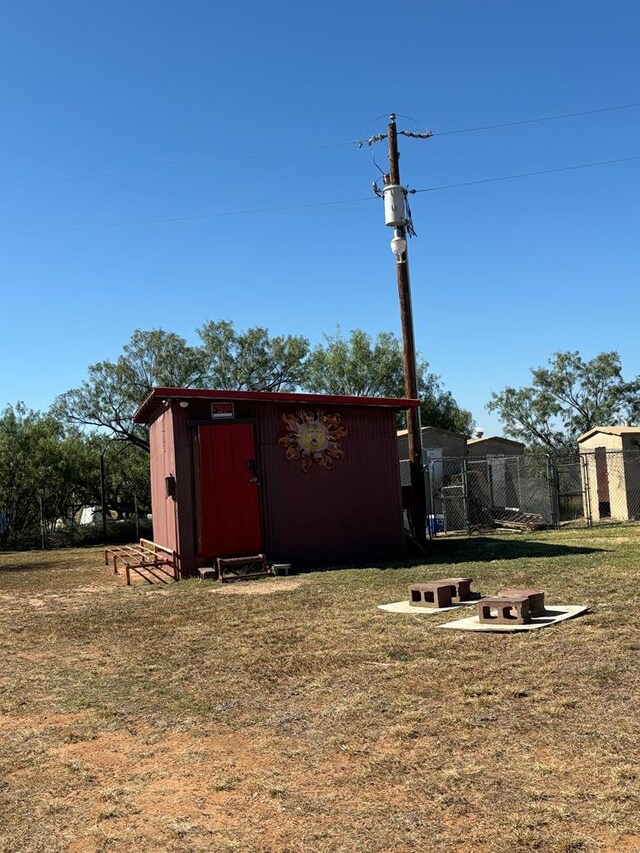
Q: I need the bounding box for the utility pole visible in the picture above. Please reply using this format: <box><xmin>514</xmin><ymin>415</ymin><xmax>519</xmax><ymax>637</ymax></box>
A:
<box><xmin>379</xmin><ymin>113</ymin><xmax>428</xmax><ymax>547</ymax></box>
<box><xmin>100</xmin><ymin>450</ymin><xmax>108</xmax><ymax>546</ymax></box>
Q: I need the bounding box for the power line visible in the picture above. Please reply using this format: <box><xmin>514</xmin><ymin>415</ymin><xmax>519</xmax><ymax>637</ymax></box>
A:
<box><xmin>1</xmin><ymin>101</ymin><xmax>639</xmax><ymax>192</ymax></box>
<box><xmin>413</xmin><ymin>153</ymin><xmax>640</xmax><ymax>193</ymax></box>
<box><xmin>432</xmin><ymin>100</ymin><xmax>640</xmax><ymax>137</ymax></box>
<box><xmin>0</xmin><ymin>195</ymin><xmax>374</xmax><ymax>238</ymax></box>
<box><xmin>357</xmin><ymin>101</ymin><xmax>640</xmax><ymax>145</ymax></box>
<box><xmin>0</xmin><ymin>141</ymin><xmax>354</xmax><ymax>192</ymax></box>
<box><xmin>1</xmin><ymin>152</ymin><xmax>638</xmax><ymax>239</ymax></box>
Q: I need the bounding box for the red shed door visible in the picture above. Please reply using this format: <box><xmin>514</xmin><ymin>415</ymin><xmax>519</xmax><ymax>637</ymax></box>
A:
<box><xmin>198</xmin><ymin>424</ymin><xmax>262</xmax><ymax>557</ymax></box>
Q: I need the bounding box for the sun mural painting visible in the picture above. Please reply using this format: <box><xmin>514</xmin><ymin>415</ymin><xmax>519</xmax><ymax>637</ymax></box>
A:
<box><xmin>278</xmin><ymin>409</ymin><xmax>348</xmax><ymax>472</ymax></box>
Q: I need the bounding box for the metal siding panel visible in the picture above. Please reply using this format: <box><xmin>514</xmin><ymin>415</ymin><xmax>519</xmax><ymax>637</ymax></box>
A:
<box><xmin>172</xmin><ymin>406</ymin><xmax>197</xmax><ymax>575</ymax></box>
<box><xmin>257</xmin><ymin>404</ymin><xmax>404</xmax><ymax>566</ymax></box>
<box><xmin>149</xmin><ymin>409</ymin><xmax>178</xmax><ymax>553</ymax></box>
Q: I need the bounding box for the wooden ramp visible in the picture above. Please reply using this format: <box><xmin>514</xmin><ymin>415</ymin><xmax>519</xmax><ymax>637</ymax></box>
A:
<box><xmin>104</xmin><ymin>539</ymin><xmax>179</xmax><ymax>586</ymax></box>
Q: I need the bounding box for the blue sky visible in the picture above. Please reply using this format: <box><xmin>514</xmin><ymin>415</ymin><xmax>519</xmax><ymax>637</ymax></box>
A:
<box><xmin>1</xmin><ymin>1</ymin><xmax>639</xmax><ymax>434</ymax></box>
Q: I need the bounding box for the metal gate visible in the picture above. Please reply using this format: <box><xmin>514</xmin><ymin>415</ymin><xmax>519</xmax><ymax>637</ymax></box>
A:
<box><xmin>427</xmin><ymin>454</ymin><xmax>555</xmax><ymax>535</ymax></box>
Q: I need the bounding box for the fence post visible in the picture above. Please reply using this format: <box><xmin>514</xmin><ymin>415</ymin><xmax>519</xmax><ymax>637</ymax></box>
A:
<box><xmin>517</xmin><ymin>456</ymin><xmax>523</xmax><ymax>511</ymax></box>
<box><xmin>134</xmin><ymin>494</ymin><xmax>140</xmax><ymax>541</ymax></box>
<box><xmin>39</xmin><ymin>494</ymin><xmax>45</xmax><ymax>550</ymax></box>
<box><xmin>546</xmin><ymin>455</ymin><xmax>560</xmax><ymax>529</ymax></box>
<box><xmin>461</xmin><ymin>458</ymin><xmax>471</xmax><ymax>536</ymax></box>
<box><xmin>580</xmin><ymin>453</ymin><xmax>592</xmax><ymax>527</ymax></box>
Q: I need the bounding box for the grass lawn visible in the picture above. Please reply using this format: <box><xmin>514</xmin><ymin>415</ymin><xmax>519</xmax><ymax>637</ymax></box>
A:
<box><xmin>1</xmin><ymin>527</ymin><xmax>639</xmax><ymax>853</ymax></box>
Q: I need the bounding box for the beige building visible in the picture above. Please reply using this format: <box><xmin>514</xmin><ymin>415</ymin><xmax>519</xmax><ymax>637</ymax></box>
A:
<box><xmin>577</xmin><ymin>426</ymin><xmax>640</xmax><ymax>522</ymax></box>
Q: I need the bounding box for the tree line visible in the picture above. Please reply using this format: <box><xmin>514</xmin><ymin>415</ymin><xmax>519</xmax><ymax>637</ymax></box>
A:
<box><xmin>1</xmin><ymin>319</ymin><xmax>638</xmax><ymax>549</ymax></box>
<box><xmin>52</xmin><ymin>323</ymin><xmax>475</xmax><ymax>451</ymax></box>
<box><xmin>0</xmin><ymin>404</ymin><xmax>149</xmax><ymax>549</ymax></box>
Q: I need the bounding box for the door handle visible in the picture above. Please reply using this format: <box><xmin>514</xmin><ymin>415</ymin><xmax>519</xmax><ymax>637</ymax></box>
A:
<box><xmin>245</xmin><ymin>459</ymin><xmax>259</xmax><ymax>484</ymax></box>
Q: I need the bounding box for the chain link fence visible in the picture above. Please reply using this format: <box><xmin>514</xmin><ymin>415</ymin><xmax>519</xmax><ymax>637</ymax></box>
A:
<box><xmin>422</xmin><ymin>448</ymin><xmax>640</xmax><ymax>536</ymax></box>
<box><xmin>0</xmin><ymin>490</ymin><xmax>152</xmax><ymax>551</ymax></box>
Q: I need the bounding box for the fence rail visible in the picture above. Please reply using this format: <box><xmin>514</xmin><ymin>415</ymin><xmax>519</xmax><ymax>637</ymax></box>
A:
<box><xmin>421</xmin><ymin>448</ymin><xmax>640</xmax><ymax>536</ymax></box>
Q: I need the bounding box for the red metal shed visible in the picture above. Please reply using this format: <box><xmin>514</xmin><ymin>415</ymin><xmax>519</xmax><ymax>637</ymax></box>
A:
<box><xmin>134</xmin><ymin>388</ymin><xmax>418</xmax><ymax>576</ymax></box>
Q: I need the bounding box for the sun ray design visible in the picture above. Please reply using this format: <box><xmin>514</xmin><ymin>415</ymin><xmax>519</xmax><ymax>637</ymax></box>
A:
<box><xmin>278</xmin><ymin>409</ymin><xmax>347</xmax><ymax>472</ymax></box>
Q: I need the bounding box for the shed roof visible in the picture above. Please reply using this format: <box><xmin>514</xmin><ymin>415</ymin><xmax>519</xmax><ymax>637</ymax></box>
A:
<box><xmin>467</xmin><ymin>435</ymin><xmax>525</xmax><ymax>447</ymax></box>
<box><xmin>397</xmin><ymin>425</ymin><xmax>468</xmax><ymax>440</ymax></box>
<box><xmin>577</xmin><ymin>425</ymin><xmax>640</xmax><ymax>443</ymax></box>
<box><xmin>134</xmin><ymin>387</ymin><xmax>419</xmax><ymax>424</ymax></box>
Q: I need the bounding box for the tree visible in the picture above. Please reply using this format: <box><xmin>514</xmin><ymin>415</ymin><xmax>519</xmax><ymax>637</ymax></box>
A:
<box><xmin>304</xmin><ymin>329</ymin><xmax>474</xmax><ymax>435</ymax></box>
<box><xmin>54</xmin><ymin>324</ymin><xmax>310</xmax><ymax>451</ymax></box>
<box><xmin>0</xmin><ymin>405</ymin><xmax>98</xmax><ymax>548</ymax></box>
<box><xmin>198</xmin><ymin>321</ymin><xmax>309</xmax><ymax>391</ymax></box>
<box><xmin>487</xmin><ymin>351</ymin><xmax>640</xmax><ymax>451</ymax></box>
<box><xmin>54</xmin><ymin>329</ymin><xmax>206</xmax><ymax>451</ymax></box>
<box><xmin>84</xmin><ymin>436</ymin><xmax>151</xmax><ymax>519</ymax></box>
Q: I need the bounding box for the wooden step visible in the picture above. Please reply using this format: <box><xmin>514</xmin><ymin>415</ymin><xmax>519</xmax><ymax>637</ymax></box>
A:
<box><xmin>216</xmin><ymin>554</ymin><xmax>269</xmax><ymax>582</ymax></box>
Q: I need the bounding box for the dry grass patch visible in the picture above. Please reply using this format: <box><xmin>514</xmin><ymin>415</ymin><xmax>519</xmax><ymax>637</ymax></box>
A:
<box><xmin>1</xmin><ymin>532</ymin><xmax>639</xmax><ymax>852</ymax></box>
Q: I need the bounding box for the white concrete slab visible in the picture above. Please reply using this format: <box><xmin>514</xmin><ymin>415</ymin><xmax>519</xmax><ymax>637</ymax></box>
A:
<box><xmin>378</xmin><ymin>599</ymin><xmax>479</xmax><ymax>615</ymax></box>
<box><xmin>437</xmin><ymin>605</ymin><xmax>589</xmax><ymax>632</ymax></box>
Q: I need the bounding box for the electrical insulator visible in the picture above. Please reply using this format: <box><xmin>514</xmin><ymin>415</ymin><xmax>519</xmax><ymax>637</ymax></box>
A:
<box><xmin>390</xmin><ymin>229</ymin><xmax>407</xmax><ymax>257</ymax></box>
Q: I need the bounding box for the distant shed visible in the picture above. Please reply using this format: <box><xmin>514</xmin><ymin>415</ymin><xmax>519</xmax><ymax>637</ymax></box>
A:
<box><xmin>467</xmin><ymin>436</ymin><xmax>525</xmax><ymax>457</ymax></box>
<box><xmin>134</xmin><ymin>388</ymin><xmax>418</xmax><ymax>576</ymax></box>
<box><xmin>577</xmin><ymin>426</ymin><xmax>640</xmax><ymax>522</ymax></box>
<box><xmin>397</xmin><ymin>425</ymin><xmax>468</xmax><ymax>461</ymax></box>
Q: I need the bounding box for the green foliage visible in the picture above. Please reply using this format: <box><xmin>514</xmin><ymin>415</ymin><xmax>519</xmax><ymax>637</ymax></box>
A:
<box><xmin>85</xmin><ymin>437</ymin><xmax>151</xmax><ymax>520</ymax></box>
<box><xmin>0</xmin><ymin>405</ymin><xmax>151</xmax><ymax>550</ymax></box>
<box><xmin>487</xmin><ymin>350</ymin><xmax>640</xmax><ymax>450</ymax></box>
<box><xmin>54</xmin><ymin>329</ymin><xmax>206</xmax><ymax>451</ymax></box>
<box><xmin>55</xmin><ymin>324</ymin><xmax>310</xmax><ymax>451</ymax></box>
<box><xmin>198</xmin><ymin>320</ymin><xmax>309</xmax><ymax>391</ymax></box>
<box><xmin>304</xmin><ymin>329</ymin><xmax>474</xmax><ymax>435</ymax></box>
<box><xmin>0</xmin><ymin>405</ymin><xmax>96</xmax><ymax>548</ymax></box>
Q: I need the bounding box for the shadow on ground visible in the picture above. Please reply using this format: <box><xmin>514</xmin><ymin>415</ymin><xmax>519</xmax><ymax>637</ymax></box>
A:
<box><xmin>363</xmin><ymin>536</ymin><xmax>606</xmax><ymax>572</ymax></box>
<box><xmin>0</xmin><ymin>552</ymin><xmax>100</xmax><ymax>575</ymax></box>
<box><xmin>429</xmin><ymin>536</ymin><xmax>603</xmax><ymax>562</ymax></box>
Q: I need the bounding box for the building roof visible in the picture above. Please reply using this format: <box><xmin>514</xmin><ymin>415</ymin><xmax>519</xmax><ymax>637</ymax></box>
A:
<box><xmin>577</xmin><ymin>426</ymin><xmax>640</xmax><ymax>442</ymax></box>
<box><xmin>467</xmin><ymin>435</ymin><xmax>525</xmax><ymax>447</ymax></box>
<box><xmin>397</xmin><ymin>425</ymin><xmax>467</xmax><ymax>440</ymax></box>
<box><xmin>135</xmin><ymin>387</ymin><xmax>420</xmax><ymax>424</ymax></box>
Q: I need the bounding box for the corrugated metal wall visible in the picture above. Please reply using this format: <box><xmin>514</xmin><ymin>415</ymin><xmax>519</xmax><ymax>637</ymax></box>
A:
<box><xmin>172</xmin><ymin>406</ymin><xmax>197</xmax><ymax>575</ymax></box>
<box><xmin>256</xmin><ymin>404</ymin><xmax>405</xmax><ymax>566</ymax></box>
<box><xmin>149</xmin><ymin>408</ymin><xmax>178</xmax><ymax>553</ymax></box>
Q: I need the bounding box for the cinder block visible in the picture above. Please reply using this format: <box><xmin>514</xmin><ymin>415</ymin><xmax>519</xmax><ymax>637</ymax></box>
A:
<box><xmin>497</xmin><ymin>588</ymin><xmax>545</xmax><ymax>616</ymax></box>
<box><xmin>477</xmin><ymin>595</ymin><xmax>531</xmax><ymax>625</ymax></box>
<box><xmin>197</xmin><ymin>566</ymin><xmax>216</xmax><ymax>580</ymax></box>
<box><xmin>409</xmin><ymin>582</ymin><xmax>453</xmax><ymax>608</ymax></box>
<box><xmin>438</xmin><ymin>577</ymin><xmax>473</xmax><ymax>602</ymax></box>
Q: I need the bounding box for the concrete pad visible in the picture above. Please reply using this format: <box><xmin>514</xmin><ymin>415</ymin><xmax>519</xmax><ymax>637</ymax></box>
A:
<box><xmin>437</xmin><ymin>605</ymin><xmax>589</xmax><ymax>632</ymax></box>
<box><xmin>378</xmin><ymin>599</ymin><xmax>479</xmax><ymax>615</ymax></box>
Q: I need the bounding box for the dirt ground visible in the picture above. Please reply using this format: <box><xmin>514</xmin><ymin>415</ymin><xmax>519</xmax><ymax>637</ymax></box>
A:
<box><xmin>1</xmin><ymin>531</ymin><xmax>639</xmax><ymax>852</ymax></box>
